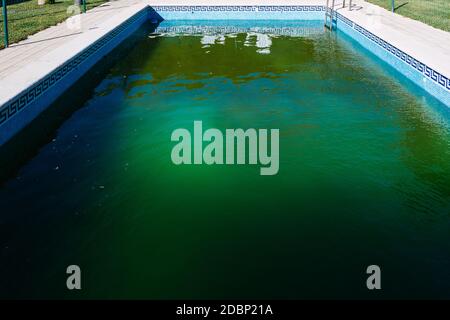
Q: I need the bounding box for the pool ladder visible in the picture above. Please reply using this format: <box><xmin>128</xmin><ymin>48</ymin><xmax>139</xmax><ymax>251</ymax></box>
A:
<box><xmin>325</xmin><ymin>0</ymin><xmax>353</xmax><ymax>30</ymax></box>
<box><xmin>324</xmin><ymin>0</ymin><xmax>336</xmax><ymax>30</ymax></box>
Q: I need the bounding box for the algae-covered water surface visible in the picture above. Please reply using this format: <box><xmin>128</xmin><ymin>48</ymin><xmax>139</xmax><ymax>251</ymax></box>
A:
<box><xmin>0</xmin><ymin>21</ymin><xmax>449</xmax><ymax>299</ymax></box>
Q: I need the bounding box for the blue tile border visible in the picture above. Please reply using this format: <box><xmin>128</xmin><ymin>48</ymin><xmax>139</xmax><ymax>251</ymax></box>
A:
<box><xmin>335</xmin><ymin>11</ymin><xmax>450</xmax><ymax>97</ymax></box>
<box><xmin>155</xmin><ymin>23</ymin><xmax>324</xmax><ymax>37</ymax></box>
<box><xmin>152</xmin><ymin>5</ymin><xmax>325</xmax><ymax>21</ymax></box>
<box><xmin>1</xmin><ymin>5</ymin><xmax>448</xmax><ymax>144</ymax></box>
<box><xmin>152</xmin><ymin>5</ymin><xmax>449</xmax><ymax>102</ymax></box>
<box><xmin>335</xmin><ymin>11</ymin><xmax>353</xmax><ymax>28</ymax></box>
<box><xmin>0</xmin><ymin>5</ymin><xmax>324</xmax><ymax>132</ymax></box>
<box><xmin>152</xmin><ymin>5</ymin><xmax>326</xmax><ymax>12</ymax></box>
<box><xmin>0</xmin><ymin>7</ymin><xmax>149</xmax><ymax>129</ymax></box>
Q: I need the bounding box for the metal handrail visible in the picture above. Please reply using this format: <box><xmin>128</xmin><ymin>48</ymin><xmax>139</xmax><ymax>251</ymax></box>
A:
<box><xmin>342</xmin><ymin>0</ymin><xmax>353</xmax><ymax>11</ymax></box>
<box><xmin>2</xmin><ymin>0</ymin><xmax>8</xmax><ymax>47</ymax></box>
<box><xmin>1</xmin><ymin>0</ymin><xmax>87</xmax><ymax>48</ymax></box>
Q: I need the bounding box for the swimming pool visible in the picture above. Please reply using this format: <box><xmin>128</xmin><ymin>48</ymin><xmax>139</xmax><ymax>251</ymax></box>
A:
<box><xmin>0</xmin><ymin>20</ymin><xmax>449</xmax><ymax>299</ymax></box>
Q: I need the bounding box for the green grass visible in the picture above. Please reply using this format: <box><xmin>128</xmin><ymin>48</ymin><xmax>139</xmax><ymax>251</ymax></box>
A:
<box><xmin>0</xmin><ymin>0</ymin><xmax>107</xmax><ymax>48</ymax></box>
<box><xmin>367</xmin><ymin>0</ymin><xmax>450</xmax><ymax>32</ymax></box>
<box><xmin>1</xmin><ymin>1</ymin><xmax>448</xmax><ymax>49</ymax></box>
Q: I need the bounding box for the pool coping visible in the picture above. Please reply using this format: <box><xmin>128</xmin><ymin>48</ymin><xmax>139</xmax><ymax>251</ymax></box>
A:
<box><xmin>0</xmin><ymin>1</ymin><xmax>151</xmax><ymax>146</ymax></box>
<box><xmin>0</xmin><ymin>1</ymin><xmax>449</xmax><ymax>147</ymax></box>
<box><xmin>149</xmin><ymin>3</ymin><xmax>450</xmax><ymax>107</ymax></box>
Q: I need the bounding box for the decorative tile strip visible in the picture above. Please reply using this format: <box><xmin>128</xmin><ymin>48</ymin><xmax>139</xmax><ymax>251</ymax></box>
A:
<box><xmin>152</xmin><ymin>5</ymin><xmax>325</xmax><ymax>12</ymax></box>
<box><xmin>0</xmin><ymin>7</ymin><xmax>149</xmax><ymax>127</ymax></box>
<box><xmin>335</xmin><ymin>12</ymin><xmax>449</xmax><ymax>92</ymax></box>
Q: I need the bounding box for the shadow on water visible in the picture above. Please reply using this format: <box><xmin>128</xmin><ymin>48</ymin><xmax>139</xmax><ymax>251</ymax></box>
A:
<box><xmin>334</xmin><ymin>24</ymin><xmax>450</xmax><ymax>217</ymax></box>
<box><xmin>0</xmin><ymin>21</ymin><xmax>161</xmax><ymax>186</ymax></box>
<box><xmin>335</xmin><ymin>23</ymin><xmax>450</xmax><ymax>122</ymax></box>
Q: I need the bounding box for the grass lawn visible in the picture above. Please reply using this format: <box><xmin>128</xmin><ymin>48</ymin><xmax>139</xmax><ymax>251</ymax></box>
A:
<box><xmin>367</xmin><ymin>0</ymin><xmax>450</xmax><ymax>32</ymax></box>
<box><xmin>1</xmin><ymin>1</ymin><xmax>448</xmax><ymax>49</ymax></box>
<box><xmin>0</xmin><ymin>0</ymin><xmax>108</xmax><ymax>48</ymax></box>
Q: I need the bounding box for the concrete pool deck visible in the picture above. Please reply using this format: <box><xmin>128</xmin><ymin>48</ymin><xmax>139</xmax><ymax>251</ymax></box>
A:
<box><xmin>148</xmin><ymin>0</ymin><xmax>450</xmax><ymax>84</ymax></box>
<box><xmin>337</xmin><ymin>1</ymin><xmax>450</xmax><ymax>79</ymax></box>
<box><xmin>0</xmin><ymin>0</ymin><xmax>449</xmax><ymax>146</ymax></box>
<box><xmin>0</xmin><ymin>0</ymin><xmax>146</xmax><ymax>100</ymax></box>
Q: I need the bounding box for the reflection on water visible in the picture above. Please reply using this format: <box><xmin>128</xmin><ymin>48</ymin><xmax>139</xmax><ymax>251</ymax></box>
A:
<box><xmin>244</xmin><ymin>32</ymin><xmax>272</xmax><ymax>54</ymax></box>
<box><xmin>154</xmin><ymin>20</ymin><xmax>325</xmax><ymax>37</ymax></box>
<box><xmin>155</xmin><ymin>20</ymin><xmax>325</xmax><ymax>55</ymax></box>
<box><xmin>0</xmin><ymin>20</ymin><xmax>450</xmax><ymax>299</ymax></box>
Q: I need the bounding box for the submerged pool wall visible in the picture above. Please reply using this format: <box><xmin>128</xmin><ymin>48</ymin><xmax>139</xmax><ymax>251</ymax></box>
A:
<box><xmin>1</xmin><ymin>5</ymin><xmax>449</xmax><ymax>148</ymax></box>
<box><xmin>151</xmin><ymin>5</ymin><xmax>450</xmax><ymax>107</ymax></box>
<box><xmin>334</xmin><ymin>12</ymin><xmax>450</xmax><ymax>107</ymax></box>
<box><xmin>0</xmin><ymin>6</ymin><xmax>153</xmax><ymax>147</ymax></box>
<box><xmin>150</xmin><ymin>5</ymin><xmax>325</xmax><ymax>20</ymax></box>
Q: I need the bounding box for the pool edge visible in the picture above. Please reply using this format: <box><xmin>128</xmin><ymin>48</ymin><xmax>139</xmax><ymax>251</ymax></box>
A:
<box><xmin>0</xmin><ymin>4</ymin><xmax>449</xmax><ymax>147</ymax></box>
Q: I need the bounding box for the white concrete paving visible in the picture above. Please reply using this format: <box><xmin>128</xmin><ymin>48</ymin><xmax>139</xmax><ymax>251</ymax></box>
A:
<box><xmin>0</xmin><ymin>0</ymin><xmax>449</xmax><ymax>108</ymax></box>
<box><xmin>336</xmin><ymin>0</ymin><xmax>450</xmax><ymax>83</ymax></box>
<box><xmin>0</xmin><ymin>0</ymin><xmax>145</xmax><ymax>106</ymax></box>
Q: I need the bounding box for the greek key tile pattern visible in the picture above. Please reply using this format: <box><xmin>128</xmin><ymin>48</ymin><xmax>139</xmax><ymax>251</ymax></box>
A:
<box><xmin>152</xmin><ymin>5</ymin><xmax>325</xmax><ymax>12</ymax></box>
<box><xmin>1</xmin><ymin>5</ymin><xmax>448</xmax><ymax>130</ymax></box>
<box><xmin>335</xmin><ymin>11</ymin><xmax>449</xmax><ymax>92</ymax></box>
<box><xmin>0</xmin><ymin>8</ymin><xmax>149</xmax><ymax>127</ymax></box>
<box><xmin>151</xmin><ymin>6</ymin><xmax>450</xmax><ymax>95</ymax></box>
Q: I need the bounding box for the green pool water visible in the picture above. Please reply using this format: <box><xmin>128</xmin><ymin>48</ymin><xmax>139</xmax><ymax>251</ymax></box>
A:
<box><xmin>1</xmin><ymin>21</ymin><xmax>450</xmax><ymax>299</ymax></box>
